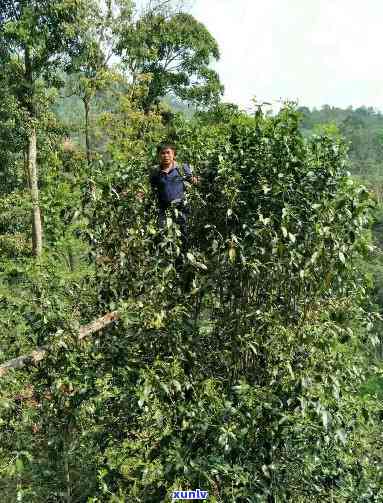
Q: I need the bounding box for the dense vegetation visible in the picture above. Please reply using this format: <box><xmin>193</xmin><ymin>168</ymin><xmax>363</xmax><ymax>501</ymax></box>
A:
<box><xmin>299</xmin><ymin>105</ymin><xmax>383</xmax><ymax>197</ymax></box>
<box><xmin>299</xmin><ymin>105</ymin><xmax>383</xmax><ymax>346</ymax></box>
<box><xmin>1</xmin><ymin>1</ymin><xmax>383</xmax><ymax>502</ymax></box>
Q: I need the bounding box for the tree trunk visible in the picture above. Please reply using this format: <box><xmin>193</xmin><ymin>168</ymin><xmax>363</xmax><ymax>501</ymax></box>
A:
<box><xmin>84</xmin><ymin>96</ymin><xmax>91</xmax><ymax>165</ymax></box>
<box><xmin>68</xmin><ymin>247</ymin><xmax>76</xmax><ymax>272</ymax></box>
<box><xmin>83</xmin><ymin>96</ymin><xmax>96</xmax><ymax>203</ymax></box>
<box><xmin>25</xmin><ymin>45</ymin><xmax>43</xmax><ymax>256</ymax></box>
<box><xmin>63</xmin><ymin>426</ymin><xmax>72</xmax><ymax>503</ymax></box>
<box><xmin>28</xmin><ymin>127</ymin><xmax>43</xmax><ymax>256</ymax></box>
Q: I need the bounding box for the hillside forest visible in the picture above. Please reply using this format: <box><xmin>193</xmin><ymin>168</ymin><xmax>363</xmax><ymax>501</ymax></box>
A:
<box><xmin>1</xmin><ymin>1</ymin><xmax>383</xmax><ymax>502</ymax></box>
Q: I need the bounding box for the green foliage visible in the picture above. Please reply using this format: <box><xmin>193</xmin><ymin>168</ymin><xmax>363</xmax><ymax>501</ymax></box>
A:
<box><xmin>1</xmin><ymin>0</ymin><xmax>94</xmax><ymax>80</ymax></box>
<box><xmin>0</xmin><ymin>6</ymin><xmax>382</xmax><ymax>500</ymax></box>
<box><xmin>0</xmin><ymin>105</ymin><xmax>374</xmax><ymax>501</ymax></box>
<box><xmin>116</xmin><ymin>11</ymin><xmax>223</xmax><ymax>110</ymax></box>
<box><xmin>0</xmin><ymin>76</ymin><xmax>27</xmax><ymax>194</ymax></box>
<box><xmin>299</xmin><ymin>105</ymin><xmax>383</xmax><ymax>177</ymax></box>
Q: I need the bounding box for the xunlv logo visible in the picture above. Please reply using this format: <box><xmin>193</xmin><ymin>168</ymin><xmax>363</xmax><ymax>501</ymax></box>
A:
<box><xmin>172</xmin><ymin>489</ymin><xmax>208</xmax><ymax>500</ymax></box>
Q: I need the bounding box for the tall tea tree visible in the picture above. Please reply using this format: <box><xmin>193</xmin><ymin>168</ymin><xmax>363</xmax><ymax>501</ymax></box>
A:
<box><xmin>116</xmin><ymin>11</ymin><xmax>223</xmax><ymax>112</ymax></box>
<box><xmin>0</xmin><ymin>0</ymin><xmax>93</xmax><ymax>256</ymax></box>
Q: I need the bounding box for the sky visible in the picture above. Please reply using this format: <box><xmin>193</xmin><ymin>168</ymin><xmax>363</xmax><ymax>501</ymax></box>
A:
<box><xmin>190</xmin><ymin>0</ymin><xmax>383</xmax><ymax>113</ymax></box>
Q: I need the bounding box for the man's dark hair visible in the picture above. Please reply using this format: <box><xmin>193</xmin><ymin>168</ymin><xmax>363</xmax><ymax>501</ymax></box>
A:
<box><xmin>157</xmin><ymin>143</ymin><xmax>177</xmax><ymax>156</ymax></box>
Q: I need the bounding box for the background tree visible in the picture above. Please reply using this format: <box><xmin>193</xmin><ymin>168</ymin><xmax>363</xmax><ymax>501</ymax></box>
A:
<box><xmin>116</xmin><ymin>10</ymin><xmax>223</xmax><ymax>112</ymax></box>
<box><xmin>0</xmin><ymin>0</ymin><xmax>93</xmax><ymax>256</ymax></box>
<box><xmin>64</xmin><ymin>0</ymin><xmax>133</xmax><ymax>165</ymax></box>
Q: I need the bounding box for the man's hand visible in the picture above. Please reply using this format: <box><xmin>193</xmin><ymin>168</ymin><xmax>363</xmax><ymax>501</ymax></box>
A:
<box><xmin>121</xmin><ymin>189</ymin><xmax>145</xmax><ymax>201</ymax></box>
<box><xmin>136</xmin><ymin>190</ymin><xmax>145</xmax><ymax>201</ymax></box>
<box><xmin>190</xmin><ymin>175</ymin><xmax>200</xmax><ymax>185</ymax></box>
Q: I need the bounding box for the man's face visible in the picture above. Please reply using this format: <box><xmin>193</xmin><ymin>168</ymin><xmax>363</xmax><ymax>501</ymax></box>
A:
<box><xmin>160</xmin><ymin>148</ymin><xmax>175</xmax><ymax>168</ymax></box>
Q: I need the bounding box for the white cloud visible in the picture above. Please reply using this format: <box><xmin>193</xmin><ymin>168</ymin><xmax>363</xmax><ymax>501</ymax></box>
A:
<box><xmin>191</xmin><ymin>0</ymin><xmax>383</xmax><ymax>110</ymax></box>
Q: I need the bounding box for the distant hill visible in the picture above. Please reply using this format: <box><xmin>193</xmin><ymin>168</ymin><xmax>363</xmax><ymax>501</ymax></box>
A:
<box><xmin>298</xmin><ymin>105</ymin><xmax>383</xmax><ymax>179</ymax></box>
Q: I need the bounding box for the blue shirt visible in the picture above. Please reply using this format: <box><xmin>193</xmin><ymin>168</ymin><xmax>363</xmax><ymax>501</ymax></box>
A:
<box><xmin>150</xmin><ymin>163</ymin><xmax>192</xmax><ymax>208</ymax></box>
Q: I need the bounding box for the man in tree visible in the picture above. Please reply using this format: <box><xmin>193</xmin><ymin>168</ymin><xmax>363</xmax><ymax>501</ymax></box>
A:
<box><xmin>150</xmin><ymin>143</ymin><xmax>198</xmax><ymax>254</ymax></box>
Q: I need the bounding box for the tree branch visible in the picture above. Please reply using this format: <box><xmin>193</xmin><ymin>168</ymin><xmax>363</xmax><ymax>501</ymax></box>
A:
<box><xmin>0</xmin><ymin>311</ymin><xmax>120</xmax><ymax>378</ymax></box>
<box><xmin>163</xmin><ymin>48</ymin><xmax>185</xmax><ymax>70</ymax></box>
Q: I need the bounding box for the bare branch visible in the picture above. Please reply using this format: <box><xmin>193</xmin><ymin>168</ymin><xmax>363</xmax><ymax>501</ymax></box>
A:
<box><xmin>0</xmin><ymin>311</ymin><xmax>121</xmax><ymax>378</ymax></box>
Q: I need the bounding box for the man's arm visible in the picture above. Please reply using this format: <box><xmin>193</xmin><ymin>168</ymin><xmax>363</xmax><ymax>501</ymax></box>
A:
<box><xmin>183</xmin><ymin>163</ymin><xmax>199</xmax><ymax>185</ymax></box>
